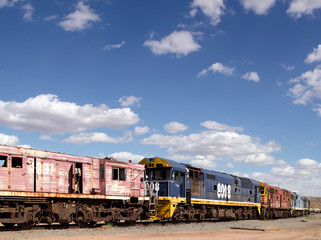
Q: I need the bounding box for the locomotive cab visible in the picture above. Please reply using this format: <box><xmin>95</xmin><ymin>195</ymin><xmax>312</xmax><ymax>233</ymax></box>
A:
<box><xmin>139</xmin><ymin>157</ymin><xmax>187</xmax><ymax>198</ymax></box>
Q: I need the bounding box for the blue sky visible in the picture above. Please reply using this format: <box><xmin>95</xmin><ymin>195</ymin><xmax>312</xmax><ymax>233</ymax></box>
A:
<box><xmin>1</xmin><ymin>0</ymin><xmax>321</xmax><ymax>196</ymax></box>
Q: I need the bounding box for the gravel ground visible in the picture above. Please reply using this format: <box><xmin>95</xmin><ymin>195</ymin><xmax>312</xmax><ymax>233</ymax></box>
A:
<box><xmin>1</xmin><ymin>214</ymin><xmax>321</xmax><ymax>240</ymax></box>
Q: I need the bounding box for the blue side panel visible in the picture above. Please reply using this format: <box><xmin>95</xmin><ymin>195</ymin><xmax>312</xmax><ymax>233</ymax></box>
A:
<box><xmin>169</xmin><ymin>180</ymin><xmax>181</xmax><ymax>197</ymax></box>
<box><xmin>202</xmin><ymin>169</ymin><xmax>234</xmax><ymax>201</ymax></box>
<box><xmin>157</xmin><ymin>181</ymin><xmax>169</xmax><ymax>197</ymax></box>
<box><xmin>293</xmin><ymin>192</ymin><xmax>305</xmax><ymax>209</ymax></box>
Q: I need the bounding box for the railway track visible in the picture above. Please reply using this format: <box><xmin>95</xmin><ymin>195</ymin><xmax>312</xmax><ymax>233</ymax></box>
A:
<box><xmin>0</xmin><ymin>218</ymin><xmax>228</xmax><ymax>231</ymax></box>
<box><xmin>2</xmin><ymin>212</ymin><xmax>318</xmax><ymax>232</ymax></box>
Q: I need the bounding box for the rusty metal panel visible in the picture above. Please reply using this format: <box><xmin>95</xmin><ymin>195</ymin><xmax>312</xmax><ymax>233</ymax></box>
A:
<box><xmin>0</xmin><ymin>144</ymin><xmax>146</xmax><ymax>200</ymax></box>
<box><xmin>129</xmin><ymin>166</ymin><xmax>145</xmax><ymax>197</ymax></box>
<box><xmin>0</xmin><ymin>155</ymin><xmax>9</xmax><ymax>190</ymax></box>
<box><xmin>191</xmin><ymin>180</ymin><xmax>201</xmax><ymax>196</ymax></box>
<box><xmin>58</xmin><ymin>161</ymin><xmax>72</xmax><ymax>194</ymax></box>
<box><xmin>10</xmin><ymin>156</ymin><xmax>28</xmax><ymax>192</ymax></box>
<box><xmin>83</xmin><ymin>163</ymin><xmax>91</xmax><ymax>194</ymax></box>
<box><xmin>105</xmin><ymin>166</ymin><xmax>130</xmax><ymax>196</ymax></box>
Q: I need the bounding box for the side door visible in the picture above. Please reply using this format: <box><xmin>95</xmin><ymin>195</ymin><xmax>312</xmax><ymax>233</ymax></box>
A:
<box><xmin>180</xmin><ymin>173</ymin><xmax>185</xmax><ymax>197</ymax></box>
<box><xmin>0</xmin><ymin>155</ymin><xmax>9</xmax><ymax>190</ymax></box>
<box><xmin>10</xmin><ymin>155</ymin><xmax>27</xmax><ymax>191</ymax></box>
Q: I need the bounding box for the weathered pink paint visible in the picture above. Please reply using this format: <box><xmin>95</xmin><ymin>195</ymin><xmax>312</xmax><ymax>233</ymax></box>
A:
<box><xmin>0</xmin><ymin>145</ymin><xmax>146</xmax><ymax>200</ymax></box>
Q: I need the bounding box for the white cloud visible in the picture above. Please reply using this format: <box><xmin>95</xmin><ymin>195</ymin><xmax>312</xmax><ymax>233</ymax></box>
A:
<box><xmin>227</xmin><ymin>162</ymin><xmax>234</xmax><ymax>168</ymax></box>
<box><xmin>0</xmin><ymin>94</ymin><xmax>139</xmax><ymax>134</ymax></box>
<box><xmin>118</xmin><ymin>95</ymin><xmax>142</xmax><ymax>107</ymax></box>
<box><xmin>280</xmin><ymin>64</ymin><xmax>295</xmax><ymax>71</ymax></box>
<box><xmin>144</xmin><ymin>30</ymin><xmax>201</xmax><ymax>57</ymax></box>
<box><xmin>141</xmin><ymin>129</ymin><xmax>280</xmax><ymax>166</ymax></box>
<box><xmin>288</xmin><ymin>66</ymin><xmax>321</xmax><ymax>105</ymax></box>
<box><xmin>201</xmin><ymin>120</ymin><xmax>244</xmax><ymax>131</ymax></box>
<box><xmin>190</xmin><ymin>158</ymin><xmax>218</xmax><ymax>168</ymax></box>
<box><xmin>63</xmin><ymin>131</ymin><xmax>132</xmax><ymax>145</ymax></box>
<box><xmin>108</xmin><ymin>152</ymin><xmax>145</xmax><ymax>163</ymax></box>
<box><xmin>198</xmin><ymin>62</ymin><xmax>235</xmax><ymax>77</ymax></box>
<box><xmin>235</xmin><ymin>152</ymin><xmax>277</xmax><ymax>165</ymax></box>
<box><xmin>305</xmin><ymin>44</ymin><xmax>321</xmax><ymax>64</ymax></box>
<box><xmin>190</xmin><ymin>0</ymin><xmax>225</xmax><ymax>26</ymax></box>
<box><xmin>287</xmin><ymin>0</ymin><xmax>321</xmax><ymax>19</ymax></box>
<box><xmin>43</xmin><ymin>15</ymin><xmax>58</xmax><ymax>21</ymax></box>
<box><xmin>313</xmin><ymin>104</ymin><xmax>321</xmax><ymax>116</ymax></box>
<box><xmin>59</xmin><ymin>2</ymin><xmax>100</xmax><ymax>32</ymax></box>
<box><xmin>240</xmin><ymin>0</ymin><xmax>276</xmax><ymax>15</ymax></box>
<box><xmin>103</xmin><ymin>41</ymin><xmax>126</xmax><ymax>51</ymax></box>
<box><xmin>164</xmin><ymin>121</ymin><xmax>188</xmax><ymax>134</ymax></box>
<box><xmin>39</xmin><ymin>135</ymin><xmax>59</xmax><ymax>141</ymax></box>
<box><xmin>18</xmin><ymin>144</ymin><xmax>32</xmax><ymax>148</ymax></box>
<box><xmin>241</xmin><ymin>71</ymin><xmax>260</xmax><ymax>82</ymax></box>
<box><xmin>134</xmin><ymin>126</ymin><xmax>150</xmax><ymax>135</ymax></box>
<box><xmin>0</xmin><ymin>0</ymin><xmax>19</xmax><ymax>8</ymax></box>
<box><xmin>0</xmin><ymin>0</ymin><xmax>8</xmax><ymax>8</ymax></box>
<box><xmin>0</xmin><ymin>132</ymin><xmax>19</xmax><ymax>145</ymax></box>
<box><xmin>162</xmin><ymin>154</ymin><xmax>218</xmax><ymax>169</ymax></box>
<box><xmin>249</xmin><ymin>158</ymin><xmax>321</xmax><ymax>196</ymax></box>
<box><xmin>21</xmin><ymin>3</ymin><xmax>34</xmax><ymax>21</ymax></box>
<box><xmin>297</xmin><ymin>158</ymin><xmax>321</xmax><ymax>169</ymax></box>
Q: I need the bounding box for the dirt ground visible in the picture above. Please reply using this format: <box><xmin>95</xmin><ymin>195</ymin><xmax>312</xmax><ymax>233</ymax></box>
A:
<box><xmin>1</xmin><ymin>214</ymin><xmax>321</xmax><ymax>240</ymax></box>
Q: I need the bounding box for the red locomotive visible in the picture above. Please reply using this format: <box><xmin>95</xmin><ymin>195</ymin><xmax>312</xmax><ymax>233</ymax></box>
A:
<box><xmin>0</xmin><ymin>145</ymin><xmax>148</xmax><ymax>228</ymax></box>
<box><xmin>259</xmin><ymin>182</ymin><xmax>292</xmax><ymax>219</ymax></box>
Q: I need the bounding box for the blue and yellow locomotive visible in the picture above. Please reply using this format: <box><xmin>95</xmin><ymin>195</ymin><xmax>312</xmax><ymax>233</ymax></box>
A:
<box><xmin>140</xmin><ymin>157</ymin><xmax>262</xmax><ymax>221</ymax></box>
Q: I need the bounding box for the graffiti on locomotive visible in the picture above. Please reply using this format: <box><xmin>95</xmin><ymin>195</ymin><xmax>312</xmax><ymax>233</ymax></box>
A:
<box><xmin>146</xmin><ymin>181</ymin><xmax>160</xmax><ymax>197</ymax></box>
<box><xmin>217</xmin><ymin>183</ymin><xmax>231</xmax><ymax>199</ymax></box>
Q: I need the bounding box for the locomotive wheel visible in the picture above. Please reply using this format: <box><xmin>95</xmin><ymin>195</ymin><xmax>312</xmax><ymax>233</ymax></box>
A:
<box><xmin>18</xmin><ymin>221</ymin><xmax>33</xmax><ymax>230</ymax></box>
<box><xmin>18</xmin><ymin>211</ymin><xmax>34</xmax><ymax>229</ymax></box>
<box><xmin>89</xmin><ymin>221</ymin><xmax>97</xmax><ymax>226</ymax></box>
<box><xmin>2</xmin><ymin>223</ymin><xmax>15</xmax><ymax>228</ymax></box>
<box><xmin>75</xmin><ymin>215</ymin><xmax>88</xmax><ymax>228</ymax></box>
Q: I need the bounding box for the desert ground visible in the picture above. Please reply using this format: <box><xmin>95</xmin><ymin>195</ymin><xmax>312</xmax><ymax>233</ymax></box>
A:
<box><xmin>1</xmin><ymin>214</ymin><xmax>321</xmax><ymax>240</ymax></box>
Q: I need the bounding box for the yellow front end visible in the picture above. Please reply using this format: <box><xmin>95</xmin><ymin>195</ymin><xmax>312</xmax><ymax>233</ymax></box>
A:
<box><xmin>154</xmin><ymin>197</ymin><xmax>186</xmax><ymax>220</ymax></box>
<box><xmin>258</xmin><ymin>181</ymin><xmax>268</xmax><ymax>207</ymax></box>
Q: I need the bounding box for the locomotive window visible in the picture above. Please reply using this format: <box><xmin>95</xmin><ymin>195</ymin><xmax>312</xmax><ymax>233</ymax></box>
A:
<box><xmin>174</xmin><ymin>172</ymin><xmax>179</xmax><ymax>181</ymax></box>
<box><xmin>235</xmin><ymin>179</ymin><xmax>238</xmax><ymax>185</ymax></box>
<box><xmin>112</xmin><ymin>168</ymin><xmax>119</xmax><ymax>180</ymax></box>
<box><xmin>235</xmin><ymin>188</ymin><xmax>238</xmax><ymax>193</ymax></box>
<box><xmin>194</xmin><ymin>171</ymin><xmax>199</xmax><ymax>179</ymax></box>
<box><xmin>260</xmin><ymin>188</ymin><xmax>265</xmax><ymax>194</ymax></box>
<box><xmin>200</xmin><ymin>173</ymin><xmax>204</xmax><ymax>181</ymax></box>
<box><xmin>152</xmin><ymin>169</ymin><xmax>170</xmax><ymax>180</ymax></box>
<box><xmin>249</xmin><ymin>190</ymin><xmax>253</xmax><ymax>195</ymax></box>
<box><xmin>112</xmin><ymin>168</ymin><xmax>126</xmax><ymax>181</ymax></box>
<box><xmin>0</xmin><ymin>155</ymin><xmax>7</xmax><ymax>167</ymax></box>
<box><xmin>214</xmin><ymin>185</ymin><xmax>217</xmax><ymax>190</ymax></box>
<box><xmin>100</xmin><ymin>164</ymin><xmax>105</xmax><ymax>180</ymax></box>
<box><xmin>207</xmin><ymin>174</ymin><xmax>216</xmax><ymax>180</ymax></box>
<box><xmin>119</xmin><ymin>168</ymin><xmax>126</xmax><ymax>181</ymax></box>
<box><xmin>12</xmin><ymin>157</ymin><xmax>22</xmax><ymax>168</ymax></box>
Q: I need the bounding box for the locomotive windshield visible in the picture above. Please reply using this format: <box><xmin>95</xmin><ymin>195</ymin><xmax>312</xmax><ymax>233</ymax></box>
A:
<box><xmin>147</xmin><ymin>168</ymin><xmax>171</xmax><ymax>180</ymax></box>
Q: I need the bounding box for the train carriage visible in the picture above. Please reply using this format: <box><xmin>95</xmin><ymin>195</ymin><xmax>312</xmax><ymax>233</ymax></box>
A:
<box><xmin>258</xmin><ymin>182</ymin><xmax>292</xmax><ymax>219</ymax></box>
<box><xmin>0</xmin><ymin>145</ymin><xmax>148</xmax><ymax>228</ymax></box>
<box><xmin>292</xmin><ymin>192</ymin><xmax>310</xmax><ymax>216</ymax></box>
<box><xmin>140</xmin><ymin>157</ymin><xmax>262</xmax><ymax>221</ymax></box>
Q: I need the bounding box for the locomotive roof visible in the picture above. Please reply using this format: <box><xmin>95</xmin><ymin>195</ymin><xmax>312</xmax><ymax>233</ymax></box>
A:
<box><xmin>0</xmin><ymin>144</ymin><xmax>133</xmax><ymax>166</ymax></box>
<box><xmin>139</xmin><ymin>157</ymin><xmax>188</xmax><ymax>173</ymax></box>
<box><xmin>201</xmin><ymin>168</ymin><xmax>234</xmax><ymax>183</ymax></box>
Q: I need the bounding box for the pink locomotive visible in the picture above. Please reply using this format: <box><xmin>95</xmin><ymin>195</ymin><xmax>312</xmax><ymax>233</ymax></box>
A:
<box><xmin>0</xmin><ymin>145</ymin><xmax>149</xmax><ymax>228</ymax></box>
